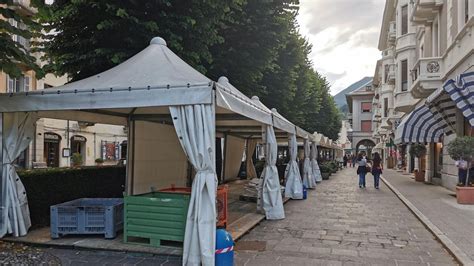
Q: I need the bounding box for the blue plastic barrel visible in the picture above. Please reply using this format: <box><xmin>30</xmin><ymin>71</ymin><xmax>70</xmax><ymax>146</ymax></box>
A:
<box><xmin>303</xmin><ymin>184</ymin><xmax>308</xmax><ymax>199</ymax></box>
<box><xmin>215</xmin><ymin>229</ymin><xmax>234</xmax><ymax>266</ymax></box>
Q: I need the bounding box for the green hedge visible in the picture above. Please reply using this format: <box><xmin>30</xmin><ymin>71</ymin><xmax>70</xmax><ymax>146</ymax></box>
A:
<box><xmin>18</xmin><ymin>166</ymin><xmax>126</xmax><ymax>228</ymax></box>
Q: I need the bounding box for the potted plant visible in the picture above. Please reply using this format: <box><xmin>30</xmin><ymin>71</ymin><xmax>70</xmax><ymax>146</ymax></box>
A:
<box><xmin>95</xmin><ymin>158</ymin><xmax>104</xmax><ymax>166</ymax></box>
<box><xmin>447</xmin><ymin>136</ymin><xmax>474</xmax><ymax>204</ymax></box>
<box><xmin>320</xmin><ymin>163</ymin><xmax>331</xmax><ymax>180</ymax></box>
<box><xmin>71</xmin><ymin>153</ymin><xmax>83</xmax><ymax>168</ymax></box>
<box><xmin>330</xmin><ymin>161</ymin><xmax>338</xmax><ymax>173</ymax></box>
<box><xmin>409</xmin><ymin>144</ymin><xmax>427</xmax><ymax>182</ymax></box>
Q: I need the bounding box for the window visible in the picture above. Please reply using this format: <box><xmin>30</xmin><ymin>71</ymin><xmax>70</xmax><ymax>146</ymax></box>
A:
<box><xmin>361</xmin><ymin>102</ymin><xmax>372</xmax><ymax>113</ymax></box>
<box><xmin>361</xmin><ymin>120</ymin><xmax>372</xmax><ymax>132</ymax></box>
<box><xmin>465</xmin><ymin>0</ymin><xmax>469</xmax><ymax>23</ymax></box>
<box><xmin>384</xmin><ymin>98</ymin><xmax>389</xmax><ymax>117</ymax></box>
<box><xmin>401</xmin><ymin>5</ymin><xmax>408</xmax><ymax>35</ymax></box>
<box><xmin>8</xmin><ymin>19</ymin><xmax>30</xmax><ymax>50</ymax></box>
<box><xmin>401</xmin><ymin>60</ymin><xmax>408</xmax><ymax>91</ymax></box>
<box><xmin>384</xmin><ymin>64</ymin><xmax>389</xmax><ymax>83</ymax></box>
<box><xmin>6</xmin><ymin>75</ymin><xmax>30</xmax><ymax>93</ymax></box>
<box><xmin>464</xmin><ymin>118</ymin><xmax>473</xmax><ymax>136</ymax></box>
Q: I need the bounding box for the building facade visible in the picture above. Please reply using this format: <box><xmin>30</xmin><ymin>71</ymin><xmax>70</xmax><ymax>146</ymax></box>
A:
<box><xmin>345</xmin><ymin>79</ymin><xmax>377</xmax><ymax>157</ymax></box>
<box><xmin>1</xmin><ymin>1</ymin><xmax>127</xmax><ymax>168</ymax></box>
<box><xmin>373</xmin><ymin>0</ymin><xmax>474</xmax><ymax>190</ymax></box>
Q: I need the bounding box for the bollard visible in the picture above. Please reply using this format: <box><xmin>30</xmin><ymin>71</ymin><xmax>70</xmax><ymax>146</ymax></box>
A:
<box><xmin>215</xmin><ymin>228</ymin><xmax>234</xmax><ymax>266</ymax></box>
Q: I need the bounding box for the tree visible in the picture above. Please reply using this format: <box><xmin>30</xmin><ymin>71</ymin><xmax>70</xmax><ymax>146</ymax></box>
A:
<box><xmin>0</xmin><ymin>0</ymin><xmax>43</xmax><ymax>78</ymax></box>
<box><xmin>38</xmin><ymin>0</ymin><xmax>341</xmax><ymax>136</ymax></box>
<box><xmin>206</xmin><ymin>0</ymin><xmax>298</xmax><ymax>98</ymax></box>
<box><xmin>38</xmin><ymin>0</ymin><xmax>240</xmax><ymax>81</ymax></box>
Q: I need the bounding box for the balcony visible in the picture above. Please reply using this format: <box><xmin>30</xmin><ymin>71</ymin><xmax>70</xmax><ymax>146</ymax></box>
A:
<box><xmin>380</xmin><ymin>117</ymin><xmax>392</xmax><ymax>130</ymax></box>
<box><xmin>410</xmin><ymin>57</ymin><xmax>443</xmax><ymax>98</ymax></box>
<box><xmin>394</xmin><ymin>91</ymin><xmax>419</xmax><ymax>113</ymax></box>
<box><xmin>381</xmin><ymin>48</ymin><xmax>394</xmax><ymax>59</ymax></box>
<box><xmin>380</xmin><ymin>84</ymin><xmax>394</xmax><ymax>95</ymax></box>
<box><xmin>396</xmin><ymin>33</ymin><xmax>416</xmax><ymax>53</ymax></box>
<box><xmin>388</xmin><ymin>21</ymin><xmax>396</xmax><ymax>44</ymax></box>
<box><xmin>411</xmin><ymin>0</ymin><xmax>443</xmax><ymax>24</ymax></box>
<box><xmin>11</xmin><ymin>0</ymin><xmax>36</xmax><ymax>15</ymax></box>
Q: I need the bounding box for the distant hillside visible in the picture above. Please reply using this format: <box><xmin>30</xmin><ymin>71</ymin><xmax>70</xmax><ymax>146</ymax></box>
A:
<box><xmin>333</xmin><ymin>76</ymin><xmax>373</xmax><ymax>108</ymax></box>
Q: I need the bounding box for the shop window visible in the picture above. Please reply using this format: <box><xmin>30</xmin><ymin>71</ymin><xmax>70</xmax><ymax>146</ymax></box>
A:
<box><xmin>401</xmin><ymin>60</ymin><xmax>408</xmax><ymax>91</ymax></box>
<box><xmin>401</xmin><ymin>5</ymin><xmax>408</xmax><ymax>35</ymax></box>
<box><xmin>101</xmin><ymin>141</ymin><xmax>120</xmax><ymax>160</ymax></box>
<box><xmin>361</xmin><ymin>102</ymin><xmax>372</xmax><ymax>113</ymax></box>
<box><xmin>361</xmin><ymin>120</ymin><xmax>372</xmax><ymax>132</ymax></box>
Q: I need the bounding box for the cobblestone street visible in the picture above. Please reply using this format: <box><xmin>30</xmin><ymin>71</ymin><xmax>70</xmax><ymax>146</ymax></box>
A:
<box><xmin>0</xmin><ymin>241</ymin><xmax>181</xmax><ymax>265</ymax></box>
<box><xmin>235</xmin><ymin>167</ymin><xmax>458</xmax><ymax>265</ymax></box>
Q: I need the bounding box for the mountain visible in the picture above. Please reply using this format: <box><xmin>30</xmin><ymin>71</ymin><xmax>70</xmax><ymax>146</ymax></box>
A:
<box><xmin>333</xmin><ymin>76</ymin><xmax>373</xmax><ymax>108</ymax></box>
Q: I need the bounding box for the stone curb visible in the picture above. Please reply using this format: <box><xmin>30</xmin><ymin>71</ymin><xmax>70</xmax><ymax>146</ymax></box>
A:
<box><xmin>381</xmin><ymin>176</ymin><xmax>474</xmax><ymax>266</ymax></box>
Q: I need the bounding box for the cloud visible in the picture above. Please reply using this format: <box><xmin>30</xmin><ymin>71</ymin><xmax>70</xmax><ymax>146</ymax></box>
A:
<box><xmin>297</xmin><ymin>0</ymin><xmax>384</xmax><ymax>95</ymax></box>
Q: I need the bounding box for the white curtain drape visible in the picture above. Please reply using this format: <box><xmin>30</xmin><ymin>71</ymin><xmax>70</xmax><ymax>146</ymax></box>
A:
<box><xmin>260</xmin><ymin>126</ymin><xmax>285</xmax><ymax>220</ymax></box>
<box><xmin>245</xmin><ymin>139</ymin><xmax>258</xmax><ymax>179</ymax></box>
<box><xmin>0</xmin><ymin>112</ymin><xmax>37</xmax><ymax>238</ymax></box>
<box><xmin>311</xmin><ymin>142</ymin><xmax>322</xmax><ymax>183</ymax></box>
<box><xmin>169</xmin><ymin>105</ymin><xmax>216</xmax><ymax>266</ymax></box>
<box><xmin>303</xmin><ymin>139</ymin><xmax>316</xmax><ymax>189</ymax></box>
<box><xmin>284</xmin><ymin>134</ymin><xmax>303</xmax><ymax>199</ymax></box>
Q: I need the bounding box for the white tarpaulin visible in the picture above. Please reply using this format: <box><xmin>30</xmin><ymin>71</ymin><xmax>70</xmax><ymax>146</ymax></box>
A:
<box><xmin>311</xmin><ymin>142</ymin><xmax>322</xmax><ymax>183</ymax></box>
<box><xmin>303</xmin><ymin>139</ymin><xmax>316</xmax><ymax>189</ymax></box>
<box><xmin>0</xmin><ymin>37</ymin><xmax>213</xmax><ymax>113</ymax></box>
<box><xmin>284</xmin><ymin>134</ymin><xmax>303</xmax><ymax>199</ymax></box>
<box><xmin>0</xmin><ymin>112</ymin><xmax>37</xmax><ymax>237</ymax></box>
<box><xmin>261</xmin><ymin>126</ymin><xmax>285</xmax><ymax>220</ymax></box>
<box><xmin>170</xmin><ymin>105</ymin><xmax>216</xmax><ymax>266</ymax></box>
<box><xmin>246</xmin><ymin>139</ymin><xmax>258</xmax><ymax>179</ymax></box>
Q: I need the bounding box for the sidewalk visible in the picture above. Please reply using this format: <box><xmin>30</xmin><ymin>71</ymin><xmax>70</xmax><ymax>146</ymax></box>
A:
<box><xmin>382</xmin><ymin>169</ymin><xmax>474</xmax><ymax>263</ymax></box>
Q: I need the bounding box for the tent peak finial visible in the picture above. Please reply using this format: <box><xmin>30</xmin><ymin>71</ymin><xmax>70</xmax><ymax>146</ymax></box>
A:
<box><xmin>218</xmin><ymin>76</ymin><xmax>229</xmax><ymax>83</ymax></box>
<box><xmin>150</xmin><ymin>37</ymin><xmax>167</xmax><ymax>46</ymax></box>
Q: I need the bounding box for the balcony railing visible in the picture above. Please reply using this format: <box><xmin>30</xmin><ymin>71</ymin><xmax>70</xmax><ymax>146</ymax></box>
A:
<box><xmin>410</xmin><ymin>57</ymin><xmax>443</xmax><ymax>88</ymax></box>
<box><xmin>381</xmin><ymin>48</ymin><xmax>394</xmax><ymax>59</ymax></box>
<box><xmin>384</xmin><ymin>63</ymin><xmax>396</xmax><ymax>84</ymax></box>
<box><xmin>388</xmin><ymin>21</ymin><xmax>396</xmax><ymax>43</ymax></box>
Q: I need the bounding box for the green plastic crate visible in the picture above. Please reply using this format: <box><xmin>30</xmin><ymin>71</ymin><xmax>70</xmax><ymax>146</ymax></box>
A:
<box><xmin>124</xmin><ymin>192</ymin><xmax>190</xmax><ymax>247</ymax></box>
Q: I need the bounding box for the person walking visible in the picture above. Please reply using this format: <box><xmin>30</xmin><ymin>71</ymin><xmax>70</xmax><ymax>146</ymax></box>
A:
<box><xmin>352</xmin><ymin>155</ymin><xmax>357</xmax><ymax>168</ymax></box>
<box><xmin>371</xmin><ymin>152</ymin><xmax>383</xmax><ymax>189</ymax></box>
<box><xmin>356</xmin><ymin>152</ymin><xmax>367</xmax><ymax>188</ymax></box>
<box><xmin>343</xmin><ymin>154</ymin><xmax>348</xmax><ymax>168</ymax></box>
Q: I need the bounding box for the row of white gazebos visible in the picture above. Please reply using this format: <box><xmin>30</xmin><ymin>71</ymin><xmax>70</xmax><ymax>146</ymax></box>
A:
<box><xmin>0</xmin><ymin>37</ymin><xmax>341</xmax><ymax>266</ymax></box>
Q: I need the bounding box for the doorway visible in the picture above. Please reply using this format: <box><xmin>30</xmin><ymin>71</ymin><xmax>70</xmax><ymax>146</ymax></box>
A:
<box><xmin>71</xmin><ymin>135</ymin><xmax>87</xmax><ymax>162</ymax></box>
<box><xmin>44</xmin><ymin>132</ymin><xmax>61</xmax><ymax>167</ymax></box>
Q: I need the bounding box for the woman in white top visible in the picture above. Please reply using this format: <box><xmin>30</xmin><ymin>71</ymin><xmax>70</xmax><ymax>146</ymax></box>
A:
<box><xmin>356</xmin><ymin>152</ymin><xmax>368</xmax><ymax>188</ymax></box>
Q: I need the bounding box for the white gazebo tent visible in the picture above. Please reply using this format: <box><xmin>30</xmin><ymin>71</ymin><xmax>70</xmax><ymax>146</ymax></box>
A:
<box><xmin>0</xmin><ymin>37</ymin><xmax>304</xmax><ymax>266</ymax></box>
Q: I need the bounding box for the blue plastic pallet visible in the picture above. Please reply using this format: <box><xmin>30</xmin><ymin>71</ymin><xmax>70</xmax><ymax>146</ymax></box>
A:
<box><xmin>50</xmin><ymin>198</ymin><xmax>124</xmax><ymax>239</ymax></box>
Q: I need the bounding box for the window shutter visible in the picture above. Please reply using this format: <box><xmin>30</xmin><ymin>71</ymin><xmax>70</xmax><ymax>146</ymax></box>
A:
<box><xmin>7</xmin><ymin>75</ymin><xmax>14</xmax><ymax>93</ymax></box>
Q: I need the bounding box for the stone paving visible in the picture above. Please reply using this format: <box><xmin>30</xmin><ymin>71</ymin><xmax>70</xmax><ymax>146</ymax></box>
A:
<box><xmin>382</xmin><ymin>169</ymin><xmax>474</xmax><ymax>261</ymax></box>
<box><xmin>235</xmin><ymin>167</ymin><xmax>458</xmax><ymax>265</ymax></box>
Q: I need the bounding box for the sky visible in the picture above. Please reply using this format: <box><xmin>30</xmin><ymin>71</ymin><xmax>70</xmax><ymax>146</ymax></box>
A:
<box><xmin>297</xmin><ymin>0</ymin><xmax>385</xmax><ymax>95</ymax></box>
